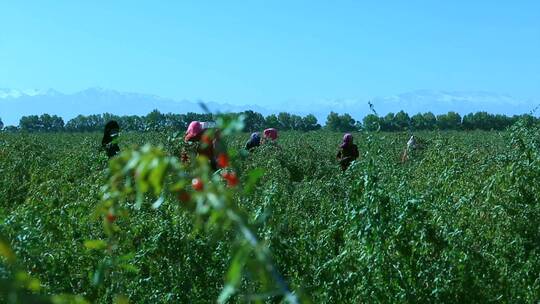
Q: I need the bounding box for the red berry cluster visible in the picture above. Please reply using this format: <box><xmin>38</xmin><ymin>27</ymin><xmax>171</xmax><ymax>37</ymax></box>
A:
<box><xmin>106</xmin><ymin>212</ymin><xmax>117</xmax><ymax>223</ymax></box>
<box><xmin>217</xmin><ymin>153</ymin><xmax>229</xmax><ymax>168</ymax></box>
<box><xmin>192</xmin><ymin>178</ymin><xmax>204</xmax><ymax>191</ymax></box>
<box><xmin>221</xmin><ymin>171</ymin><xmax>239</xmax><ymax>187</ymax></box>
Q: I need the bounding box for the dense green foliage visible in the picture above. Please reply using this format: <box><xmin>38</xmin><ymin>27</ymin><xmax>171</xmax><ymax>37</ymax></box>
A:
<box><xmin>363</xmin><ymin>111</ymin><xmax>535</xmax><ymax>132</ymax></box>
<box><xmin>13</xmin><ymin>110</ymin><xmax>322</xmax><ymax>133</ymax></box>
<box><xmin>1</xmin><ymin>124</ymin><xmax>540</xmax><ymax>302</ymax></box>
<box><xmin>19</xmin><ymin>114</ymin><xmax>65</xmax><ymax>132</ymax></box>
<box><xmin>8</xmin><ymin>109</ymin><xmax>539</xmax><ymax>133</ymax></box>
<box><xmin>325</xmin><ymin>112</ymin><xmax>357</xmax><ymax>132</ymax></box>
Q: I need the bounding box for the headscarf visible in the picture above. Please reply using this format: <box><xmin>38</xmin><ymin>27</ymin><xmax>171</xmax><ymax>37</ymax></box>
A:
<box><xmin>407</xmin><ymin>135</ymin><xmax>416</xmax><ymax>148</ymax></box>
<box><xmin>201</xmin><ymin>121</ymin><xmax>216</xmax><ymax>129</ymax></box>
<box><xmin>340</xmin><ymin>133</ymin><xmax>353</xmax><ymax>148</ymax></box>
<box><xmin>263</xmin><ymin>128</ymin><xmax>278</xmax><ymax>141</ymax></box>
<box><xmin>102</xmin><ymin>120</ymin><xmax>120</xmax><ymax>147</ymax></box>
<box><xmin>249</xmin><ymin>132</ymin><xmax>261</xmax><ymax>145</ymax></box>
<box><xmin>185</xmin><ymin>121</ymin><xmax>203</xmax><ymax>142</ymax></box>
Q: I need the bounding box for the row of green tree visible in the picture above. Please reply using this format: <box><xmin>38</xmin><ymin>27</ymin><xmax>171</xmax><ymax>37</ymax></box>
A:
<box><xmin>1</xmin><ymin>110</ymin><xmax>537</xmax><ymax>133</ymax></box>
<box><xmin>2</xmin><ymin>110</ymin><xmax>321</xmax><ymax>133</ymax></box>
<box><xmin>362</xmin><ymin>110</ymin><xmax>537</xmax><ymax>132</ymax></box>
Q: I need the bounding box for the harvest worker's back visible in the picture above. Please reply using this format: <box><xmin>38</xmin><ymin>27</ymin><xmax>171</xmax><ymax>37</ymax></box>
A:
<box><xmin>245</xmin><ymin>132</ymin><xmax>261</xmax><ymax>151</ymax></box>
<box><xmin>401</xmin><ymin>135</ymin><xmax>418</xmax><ymax>163</ymax></box>
<box><xmin>262</xmin><ymin>128</ymin><xmax>280</xmax><ymax>147</ymax></box>
<box><xmin>102</xmin><ymin>120</ymin><xmax>120</xmax><ymax>158</ymax></box>
<box><xmin>336</xmin><ymin>133</ymin><xmax>359</xmax><ymax>171</ymax></box>
<box><xmin>182</xmin><ymin>121</ymin><xmax>219</xmax><ymax>171</ymax></box>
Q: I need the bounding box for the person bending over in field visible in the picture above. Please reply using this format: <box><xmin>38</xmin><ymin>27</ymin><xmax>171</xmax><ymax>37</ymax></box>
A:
<box><xmin>262</xmin><ymin>128</ymin><xmax>278</xmax><ymax>144</ymax></box>
<box><xmin>102</xmin><ymin>120</ymin><xmax>120</xmax><ymax>159</ymax></box>
<box><xmin>181</xmin><ymin>121</ymin><xmax>219</xmax><ymax>171</ymax></box>
<box><xmin>245</xmin><ymin>132</ymin><xmax>261</xmax><ymax>151</ymax></box>
<box><xmin>401</xmin><ymin>135</ymin><xmax>417</xmax><ymax>163</ymax></box>
<box><xmin>336</xmin><ymin>133</ymin><xmax>359</xmax><ymax>171</ymax></box>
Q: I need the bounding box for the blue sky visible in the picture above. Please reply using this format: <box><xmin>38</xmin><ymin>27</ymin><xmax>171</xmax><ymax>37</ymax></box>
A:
<box><xmin>1</xmin><ymin>1</ymin><xmax>539</xmax><ymax>108</ymax></box>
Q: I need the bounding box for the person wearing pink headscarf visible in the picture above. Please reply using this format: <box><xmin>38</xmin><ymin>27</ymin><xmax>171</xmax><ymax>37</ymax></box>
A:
<box><xmin>184</xmin><ymin>121</ymin><xmax>204</xmax><ymax>142</ymax></box>
<box><xmin>181</xmin><ymin>121</ymin><xmax>219</xmax><ymax>170</ymax></box>
<box><xmin>263</xmin><ymin>128</ymin><xmax>278</xmax><ymax>142</ymax></box>
<box><xmin>336</xmin><ymin>133</ymin><xmax>359</xmax><ymax>171</ymax></box>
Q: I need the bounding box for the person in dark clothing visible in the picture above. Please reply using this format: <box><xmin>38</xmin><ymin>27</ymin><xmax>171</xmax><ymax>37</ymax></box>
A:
<box><xmin>102</xmin><ymin>120</ymin><xmax>120</xmax><ymax>158</ymax></box>
<box><xmin>337</xmin><ymin>133</ymin><xmax>359</xmax><ymax>171</ymax></box>
<box><xmin>245</xmin><ymin>132</ymin><xmax>261</xmax><ymax>151</ymax></box>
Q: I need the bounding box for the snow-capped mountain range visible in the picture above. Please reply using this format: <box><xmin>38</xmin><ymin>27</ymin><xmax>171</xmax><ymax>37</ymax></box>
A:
<box><xmin>270</xmin><ymin>90</ymin><xmax>537</xmax><ymax>122</ymax></box>
<box><xmin>0</xmin><ymin>88</ymin><xmax>537</xmax><ymax>126</ymax></box>
<box><xmin>0</xmin><ymin>88</ymin><xmax>271</xmax><ymax>126</ymax></box>
<box><xmin>0</xmin><ymin>88</ymin><xmax>60</xmax><ymax>99</ymax></box>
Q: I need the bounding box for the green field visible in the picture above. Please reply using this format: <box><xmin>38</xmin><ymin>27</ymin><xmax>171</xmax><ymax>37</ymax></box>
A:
<box><xmin>1</xmin><ymin>123</ymin><xmax>540</xmax><ymax>303</ymax></box>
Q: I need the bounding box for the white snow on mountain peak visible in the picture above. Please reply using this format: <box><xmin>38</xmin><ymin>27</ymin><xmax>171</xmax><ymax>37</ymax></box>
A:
<box><xmin>0</xmin><ymin>87</ymin><xmax>537</xmax><ymax>126</ymax></box>
<box><xmin>0</xmin><ymin>88</ymin><xmax>63</xmax><ymax>99</ymax></box>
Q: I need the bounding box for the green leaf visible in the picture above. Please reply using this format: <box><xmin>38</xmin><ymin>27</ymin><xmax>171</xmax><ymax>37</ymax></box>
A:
<box><xmin>92</xmin><ymin>258</ymin><xmax>111</xmax><ymax>287</ymax></box>
<box><xmin>244</xmin><ymin>168</ymin><xmax>265</xmax><ymax>195</ymax></box>
<box><xmin>152</xmin><ymin>195</ymin><xmax>165</xmax><ymax>209</ymax></box>
<box><xmin>52</xmin><ymin>295</ymin><xmax>90</xmax><ymax>304</ymax></box>
<box><xmin>84</xmin><ymin>240</ymin><xmax>108</xmax><ymax>250</ymax></box>
<box><xmin>118</xmin><ymin>252</ymin><xmax>136</xmax><ymax>262</ymax></box>
<box><xmin>92</xmin><ymin>267</ymin><xmax>104</xmax><ymax>287</ymax></box>
<box><xmin>149</xmin><ymin>160</ymin><xmax>167</xmax><ymax>195</ymax></box>
<box><xmin>218</xmin><ymin>285</ymin><xmax>235</xmax><ymax>304</ymax></box>
<box><xmin>0</xmin><ymin>239</ymin><xmax>16</xmax><ymax>264</ymax></box>
<box><xmin>119</xmin><ymin>263</ymin><xmax>140</xmax><ymax>273</ymax></box>
<box><xmin>27</xmin><ymin>277</ymin><xmax>42</xmax><ymax>292</ymax></box>
<box><xmin>114</xmin><ymin>295</ymin><xmax>130</xmax><ymax>304</ymax></box>
<box><xmin>15</xmin><ymin>271</ymin><xmax>42</xmax><ymax>292</ymax></box>
<box><xmin>219</xmin><ymin>245</ymin><xmax>252</xmax><ymax>303</ymax></box>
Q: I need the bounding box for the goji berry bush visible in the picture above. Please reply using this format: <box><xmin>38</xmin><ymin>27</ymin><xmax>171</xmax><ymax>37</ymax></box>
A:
<box><xmin>1</xmin><ymin>117</ymin><xmax>539</xmax><ymax>303</ymax></box>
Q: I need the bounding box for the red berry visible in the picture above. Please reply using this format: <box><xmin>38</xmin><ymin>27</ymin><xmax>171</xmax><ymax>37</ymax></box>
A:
<box><xmin>178</xmin><ymin>191</ymin><xmax>191</xmax><ymax>202</ymax></box>
<box><xmin>217</xmin><ymin>153</ymin><xmax>229</xmax><ymax>168</ymax></box>
<box><xmin>106</xmin><ymin>212</ymin><xmax>117</xmax><ymax>223</ymax></box>
<box><xmin>192</xmin><ymin>178</ymin><xmax>204</xmax><ymax>191</ymax></box>
<box><xmin>180</xmin><ymin>151</ymin><xmax>189</xmax><ymax>163</ymax></box>
<box><xmin>201</xmin><ymin>134</ymin><xmax>212</xmax><ymax>145</ymax></box>
<box><xmin>222</xmin><ymin>171</ymin><xmax>239</xmax><ymax>187</ymax></box>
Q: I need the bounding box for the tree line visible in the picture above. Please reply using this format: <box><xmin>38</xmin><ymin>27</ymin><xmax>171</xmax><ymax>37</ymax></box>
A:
<box><xmin>1</xmin><ymin>110</ymin><xmax>322</xmax><ymax>133</ymax></box>
<box><xmin>0</xmin><ymin>109</ymin><xmax>537</xmax><ymax>133</ymax></box>
<box><xmin>361</xmin><ymin>110</ymin><xmax>537</xmax><ymax>131</ymax></box>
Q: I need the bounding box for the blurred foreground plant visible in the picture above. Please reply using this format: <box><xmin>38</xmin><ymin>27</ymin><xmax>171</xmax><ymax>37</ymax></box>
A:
<box><xmin>90</xmin><ymin>114</ymin><xmax>303</xmax><ymax>303</ymax></box>
<box><xmin>1</xmin><ymin>234</ymin><xmax>89</xmax><ymax>304</ymax></box>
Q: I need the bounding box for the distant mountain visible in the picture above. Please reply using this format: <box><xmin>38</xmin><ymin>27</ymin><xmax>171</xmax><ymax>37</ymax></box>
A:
<box><xmin>372</xmin><ymin>90</ymin><xmax>536</xmax><ymax>116</ymax></box>
<box><xmin>0</xmin><ymin>88</ymin><xmax>60</xmax><ymax>99</ymax></box>
<box><xmin>278</xmin><ymin>90</ymin><xmax>537</xmax><ymax>122</ymax></box>
<box><xmin>0</xmin><ymin>88</ymin><xmax>537</xmax><ymax>126</ymax></box>
<box><xmin>0</xmin><ymin>88</ymin><xmax>272</xmax><ymax>126</ymax></box>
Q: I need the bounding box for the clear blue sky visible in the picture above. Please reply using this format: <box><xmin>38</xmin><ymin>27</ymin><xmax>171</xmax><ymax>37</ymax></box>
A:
<box><xmin>1</xmin><ymin>1</ymin><xmax>539</xmax><ymax>107</ymax></box>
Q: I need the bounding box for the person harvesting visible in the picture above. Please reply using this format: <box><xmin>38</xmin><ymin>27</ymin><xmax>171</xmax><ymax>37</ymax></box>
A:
<box><xmin>262</xmin><ymin>128</ymin><xmax>278</xmax><ymax>143</ymax></box>
<box><xmin>181</xmin><ymin>121</ymin><xmax>220</xmax><ymax>170</ymax></box>
<box><xmin>245</xmin><ymin>132</ymin><xmax>261</xmax><ymax>151</ymax></box>
<box><xmin>102</xmin><ymin>120</ymin><xmax>120</xmax><ymax>158</ymax></box>
<box><xmin>336</xmin><ymin>133</ymin><xmax>359</xmax><ymax>171</ymax></box>
<box><xmin>401</xmin><ymin>135</ymin><xmax>417</xmax><ymax>163</ymax></box>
